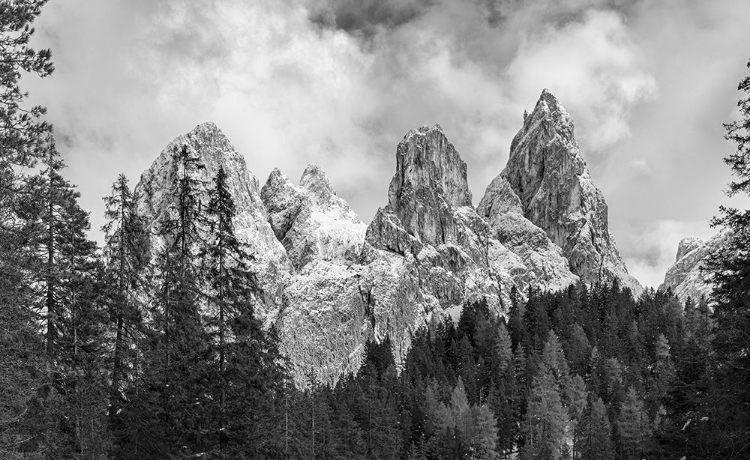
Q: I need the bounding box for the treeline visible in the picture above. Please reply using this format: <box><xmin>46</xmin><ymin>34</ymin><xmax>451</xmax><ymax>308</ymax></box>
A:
<box><xmin>292</xmin><ymin>284</ymin><xmax>711</xmax><ymax>460</ymax></box>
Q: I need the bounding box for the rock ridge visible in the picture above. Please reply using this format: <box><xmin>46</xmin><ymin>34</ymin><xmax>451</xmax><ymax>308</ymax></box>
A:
<box><xmin>496</xmin><ymin>90</ymin><xmax>642</xmax><ymax>296</ymax></box>
<box><xmin>134</xmin><ymin>98</ymin><xmax>644</xmax><ymax>384</ymax></box>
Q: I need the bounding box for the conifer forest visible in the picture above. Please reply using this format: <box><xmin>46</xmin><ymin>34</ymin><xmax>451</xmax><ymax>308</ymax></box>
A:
<box><xmin>2</xmin><ymin>2</ymin><xmax>750</xmax><ymax>459</ymax></box>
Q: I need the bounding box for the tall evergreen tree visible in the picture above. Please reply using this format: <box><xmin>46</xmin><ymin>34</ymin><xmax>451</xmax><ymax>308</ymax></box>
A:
<box><xmin>0</xmin><ymin>5</ymin><xmax>55</xmax><ymax>454</ymax></box>
<box><xmin>134</xmin><ymin>145</ymin><xmax>212</xmax><ymax>457</ymax></box>
<box><xmin>704</xmin><ymin>58</ymin><xmax>750</xmax><ymax>458</ymax></box>
<box><xmin>203</xmin><ymin>166</ymin><xmax>289</xmax><ymax>457</ymax></box>
<box><xmin>27</xmin><ymin>143</ymin><xmax>110</xmax><ymax>458</ymax></box>
<box><xmin>102</xmin><ymin>174</ymin><xmax>148</xmax><ymax>430</ymax></box>
<box><xmin>577</xmin><ymin>397</ymin><xmax>613</xmax><ymax>460</ymax></box>
<box><xmin>617</xmin><ymin>387</ymin><xmax>651</xmax><ymax>460</ymax></box>
<box><xmin>521</xmin><ymin>361</ymin><xmax>566</xmax><ymax>460</ymax></box>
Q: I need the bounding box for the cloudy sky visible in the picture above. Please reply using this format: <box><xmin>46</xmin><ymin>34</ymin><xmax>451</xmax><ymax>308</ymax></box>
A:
<box><xmin>25</xmin><ymin>0</ymin><xmax>750</xmax><ymax>288</ymax></box>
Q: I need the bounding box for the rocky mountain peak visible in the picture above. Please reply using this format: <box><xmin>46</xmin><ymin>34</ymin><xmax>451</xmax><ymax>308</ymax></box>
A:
<box><xmin>505</xmin><ymin>91</ymin><xmax>584</xmax><ymax>208</ymax></box>
<box><xmin>661</xmin><ymin>231</ymin><xmax>729</xmax><ymax>303</ymax></box>
<box><xmin>676</xmin><ymin>236</ymin><xmax>704</xmax><ymax>262</ymax></box>
<box><xmin>135</xmin><ymin>122</ymin><xmax>290</xmax><ymax>319</ymax></box>
<box><xmin>261</xmin><ymin>165</ymin><xmax>365</xmax><ymax>271</ymax></box>
<box><xmin>497</xmin><ymin>90</ymin><xmax>642</xmax><ymax>295</ymax></box>
<box><xmin>384</xmin><ymin>124</ymin><xmax>473</xmax><ymax>248</ymax></box>
<box><xmin>300</xmin><ymin>164</ymin><xmax>336</xmax><ymax>206</ymax></box>
<box><xmin>137</xmin><ymin>121</ymin><xmax>265</xmax><ymax>235</ymax></box>
<box><xmin>262</xmin><ymin>168</ymin><xmax>304</xmax><ymax>242</ymax></box>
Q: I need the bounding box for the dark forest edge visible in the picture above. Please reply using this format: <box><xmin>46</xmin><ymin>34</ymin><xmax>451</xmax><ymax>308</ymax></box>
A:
<box><xmin>2</xmin><ymin>2</ymin><xmax>750</xmax><ymax>459</ymax></box>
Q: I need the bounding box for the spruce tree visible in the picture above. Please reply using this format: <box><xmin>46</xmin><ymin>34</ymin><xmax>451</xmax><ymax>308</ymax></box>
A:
<box><xmin>617</xmin><ymin>387</ymin><xmax>651</xmax><ymax>460</ymax></box>
<box><xmin>135</xmin><ymin>145</ymin><xmax>211</xmax><ymax>457</ymax></box>
<box><xmin>704</xmin><ymin>57</ymin><xmax>750</xmax><ymax>457</ymax></box>
<box><xmin>470</xmin><ymin>404</ymin><xmax>501</xmax><ymax>460</ymax></box>
<box><xmin>577</xmin><ymin>397</ymin><xmax>613</xmax><ymax>460</ymax></box>
<box><xmin>521</xmin><ymin>361</ymin><xmax>566</xmax><ymax>460</ymax></box>
<box><xmin>28</xmin><ymin>142</ymin><xmax>110</xmax><ymax>458</ymax></box>
<box><xmin>203</xmin><ymin>166</ymin><xmax>289</xmax><ymax>457</ymax></box>
<box><xmin>101</xmin><ymin>174</ymin><xmax>148</xmax><ymax>431</ymax></box>
<box><xmin>0</xmin><ymin>0</ymin><xmax>53</xmax><ymax>169</ymax></box>
<box><xmin>0</xmin><ymin>4</ymin><xmax>55</xmax><ymax>453</ymax></box>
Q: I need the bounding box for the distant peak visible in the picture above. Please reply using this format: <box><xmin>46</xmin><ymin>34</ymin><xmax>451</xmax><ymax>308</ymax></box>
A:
<box><xmin>511</xmin><ymin>88</ymin><xmax>574</xmax><ymax>152</ymax></box>
<box><xmin>301</xmin><ymin>164</ymin><xmax>327</xmax><ymax>181</ymax></box>
<box><xmin>267</xmin><ymin>167</ymin><xmax>292</xmax><ymax>185</ymax></box>
<box><xmin>534</xmin><ymin>89</ymin><xmax>565</xmax><ymax>116</ymax></box>
<box><xmin>187</xmin><ymin>121</ymin><xmax>223</xmax><ymax>137</ymax></box>
<box><xmin>300</xmin><ymin>164</ymin><xmax>335</xmax><ymax>199</ymax></box>
<box><xmin>196</xmin><ymin>120</ymin><xmax>219</xmax><ymax>129</ymax></box>
<box><xmin>539</xmin><ymin>87</ymin><xmax>556</xmax><ymax>99</ymax></box>
<box><xmin>676</xmin><ymin>236</ymin><xmax>704</xmax><ymax>261</ymax></box>
<box><xmin>403</xmin><ymin>123</ymin><xmax>444</xmax><ymax>141</ymax></box>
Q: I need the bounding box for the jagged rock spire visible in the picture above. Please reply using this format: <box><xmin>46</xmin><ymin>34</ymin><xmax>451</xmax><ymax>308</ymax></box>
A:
<box><xmin>385</xmin><ymin>124</ymin><xmax>473</xmax><ymax>247</ymax></box>
<box><xmin>499</xmin><ymin>90</ymin><xmax>642</xmax><ymax>295</ymax></box>
<box><xmin>261</xmin><ymin>165</ymin><xmax>365</xmax><ymax>271</ymax></box>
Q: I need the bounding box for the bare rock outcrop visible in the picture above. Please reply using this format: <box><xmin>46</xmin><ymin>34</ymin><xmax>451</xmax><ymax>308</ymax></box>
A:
<box><xmin>363</xmin><ymin>124</ymin><xmax>502</xmax><ymax>315</ymax></box>
<box><xmin>495</xmin><ymin>90</ymin><xmax>642</xmax><ymax>296</ymax></box>
<box><xmin>478</xmin><ymin>174</ymin><xmax>579</xmax><ymax>294</ymax></box>
<box><xmin>260</xmin><ymin>166</ymin><xmax>368</xmax><ymax>382</ymax></box>
<box><xmin>660</xmin><ymin>231</ymin><xmax>729</xmax><ymax>304</ymax></box>
<box><xmin>134</xmin><ymin>105</ymin><xmax>646</xmax><ymax>384</ymax></box>
<box><xmin>261</xmin><ymin>165</ymin><xmax>366</xmax><ymax>270</ymax></box>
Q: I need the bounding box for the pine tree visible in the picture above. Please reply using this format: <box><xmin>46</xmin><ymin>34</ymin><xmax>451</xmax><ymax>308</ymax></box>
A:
<box><xmin>652</xmin><ymin>333</ymin><xmax>674</xmax><ymax>404</ymax></box>
<box><xmin>0</xmin><ymin>4</ymin><xmax>55</xmax><ymax>455</ymax></box>
<box><xmin>703</xmin><ymin>58</ymin><xmax>750</xmax><ymax>458</ymax></box>
<box><xmin>101</xmin><ymin>174</ymin><xmax>148</xmax><ymax>432</ymax></box>
<box><xmin>493</xmin><ymin>321</ymin><xmax>513</xmax><ymax>378</ymax></box>
<box><xmin>541</xmin><ymin>330</ymin><xmax>572</xmax><ymax>402</ymax></box>
<box><xmin>134</xmin><ymin>145</ymin><xmax>212</xmax><ymax>457</ymax></box>
<box><xmin>617</xmin><ymin>387</ymin><xmax>651</xmax><ymax>460</ymax></box>
<box><xmin>469</xmin><ymin>404</ymin><xmax>500</xmax><ymax>460</ymax></box>
<box><xmin>577</xmin><ymin>397</ymin><xmax>613</xmax><ymax>460</ymax></box>
<box><xmin>203</xmin><ymin>166</ymin><xmax>289</xmax><ymax>457</ymax></box>
<box><xmin>567</xmin><ymin>374</ymin><xmax>587</xmax><ymax>459</ymax></box>
<box><xmin>521</xmin><ymin>362</ymin><xmax>566</xmax><ymax>460</ymax></box>
<box><xmin>0</xmin><ymin>0</ymin><xmax>53</xmax><ymax>168</ymax></box>
<box><xmin>203</xmin><ymin>165</ymin><xmax>253</xmax><ymax>455</ymax></box>
<box><xmin>28</xmin><ymin>142</ymin><xmax>110</xmax><ymax>458</ymax></box>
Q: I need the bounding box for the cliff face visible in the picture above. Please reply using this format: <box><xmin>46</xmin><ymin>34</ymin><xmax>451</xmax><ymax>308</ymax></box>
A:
<box><xmin>497</xmin><ymin>90</ymin><xmax>642</xmax><ymax>296</ymax></box>
<box><xmin>359</xmin><ymin>125</ymin><xmax>502</xmax><ymax>373</ymax></box>
<box><xmin>364</xmin><ymin>125</ymin><xmax>501</xmax><ymax>313</ymax></box>
<box><xmin>134</xmin><ymin>92</ymin><xmax>643</xmax><ymax>383</ymax></box>
<box><xmin>478</xmin><ymin>174</ymin><xmax>579</xmax><ymax>294</ymax></box>
<box><xmin>660</xmin><ymin>231</ymin><xmax>729</xmax><ymax>304</ymax></box>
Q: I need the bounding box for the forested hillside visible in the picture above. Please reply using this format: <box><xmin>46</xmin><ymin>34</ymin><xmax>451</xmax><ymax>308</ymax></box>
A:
<box><xmin>2</xmin><ymin>2</ymin><xmax>750</xmax><ymax>459</ymax></box>
<box><xmin>285</xmin><ymin>285</ymin><xmax>712</xmax><ymax>459</ymax></box>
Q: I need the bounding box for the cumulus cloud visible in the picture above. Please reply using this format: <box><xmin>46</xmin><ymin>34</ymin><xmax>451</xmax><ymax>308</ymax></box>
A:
<box><xmin>23</xmin><ymin>0</ymin><xmax>750</xmax><ymax>288</ymax></box>
<box><xmin>505</xmin><ymin>10</ymin><xmax>657</xmax><ymax>153</ymax></box>
<box><xmin>32</xmin><ymin>0</ymin><xmax>657</xmax><ymax>229</ymax></box>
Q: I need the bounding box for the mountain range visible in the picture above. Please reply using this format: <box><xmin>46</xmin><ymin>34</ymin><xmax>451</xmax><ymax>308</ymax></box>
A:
<box><xmin>133</xmin><ymin>89</ymin><xmax>712</xmax><ymax>383</ymax></box>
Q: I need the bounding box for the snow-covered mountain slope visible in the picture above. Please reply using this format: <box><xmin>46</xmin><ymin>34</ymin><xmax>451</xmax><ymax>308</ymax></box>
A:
<box><xmin>134</xmin><ymin>90</ymin><xmax>645</xmax><ymax>383</ymax></box>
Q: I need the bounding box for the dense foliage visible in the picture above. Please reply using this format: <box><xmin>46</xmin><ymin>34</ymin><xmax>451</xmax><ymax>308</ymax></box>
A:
<box><xmin>286</xmin><ymin>284</ymin><xmax>712</xmax><ymax>460</ymax></box>
<box><xmin>2</xmin><ymin>3</ymin><xmax>750</xmax><ymax>459</ymax></box>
